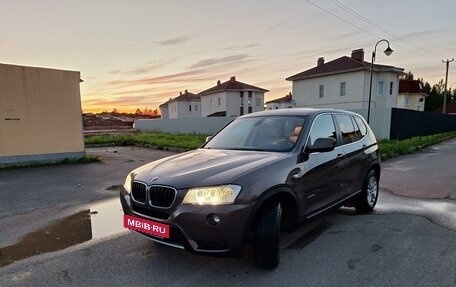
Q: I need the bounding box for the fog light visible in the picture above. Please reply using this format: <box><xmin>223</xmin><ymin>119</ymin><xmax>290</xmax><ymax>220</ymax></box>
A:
<box><xmin>207</xmin><ymin>214</ymin><xmax>221</xmax><ymax>226</ymax></box>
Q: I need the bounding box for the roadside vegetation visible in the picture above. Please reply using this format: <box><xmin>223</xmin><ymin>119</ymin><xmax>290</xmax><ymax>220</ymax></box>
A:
<box><xmin>0</xmin><ymin>155</ymin><xmax>100</xmax><ymax>170</ymax></box>
<box><xmin>379</xmin><ymin>130</ymin><xmax>456</xmax><ymax>160</ymax></box>
<box><xmin>85</xmin><ymin>132</ymin><xmax>207</xmax><ymax>150</ymax></box>
<box><xmin>85</xmin><ymin>130</ymin><xmax>456</xmax><ymax>160</ymax></box>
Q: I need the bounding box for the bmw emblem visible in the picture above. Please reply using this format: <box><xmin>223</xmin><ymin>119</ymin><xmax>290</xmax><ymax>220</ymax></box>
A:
<box><xmin>151</xmin><ymin>176</ymin><xmax>159</xmax><ymax>182</ymax></box>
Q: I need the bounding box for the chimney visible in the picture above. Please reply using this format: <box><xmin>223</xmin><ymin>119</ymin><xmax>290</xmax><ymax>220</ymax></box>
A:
<box><xmin>217</xmin><ymin>80</ymin><xmax>221</xmax><ymax>86</ymax></box>
<box><xmin>180</xmin><ymin>91</ymin><xmax>182</xmax><ymax>96</ymax></box>
<box><xmin>317</xmin><ymin>57</ymin><xmax>324</xmax><ymax>66</ymax></box>
<box><xmin>230</xmin><ymin>76</ymin><xmax>236</xmax><ymax>83</ymax></box>
<box><xmin>185</xmin><ymin>89</ymin><xmax>188</xmax><ymax>95</ymax></box>
<box><xmin>351</xmin><ymin>49</ymin><xmax>364</xmax><ymax>62</ymax></box>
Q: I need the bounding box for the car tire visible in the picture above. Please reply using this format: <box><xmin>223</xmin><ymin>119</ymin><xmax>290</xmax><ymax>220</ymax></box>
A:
<box><xmin>354</xmin><ymin>170</ymin><xmax>379</xmax><ymax>212</ymax></box>
<box><xmin>253</xmin><ymin>202</ymin><xmax>282</xmax><ymax>269</ymax></box>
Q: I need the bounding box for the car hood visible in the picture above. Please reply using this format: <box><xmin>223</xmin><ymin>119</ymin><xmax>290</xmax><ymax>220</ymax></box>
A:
<box><xmin>131</xmin><ymin>148</ymin><xmax>287</xmax><ymax>189</ymax></box>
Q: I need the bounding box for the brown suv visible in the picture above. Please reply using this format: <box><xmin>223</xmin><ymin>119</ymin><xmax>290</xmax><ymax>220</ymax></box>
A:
<box><xmin>120</xmin><ymin>108</ymin><xmax>380</xmax><ymax>269</ymax></box>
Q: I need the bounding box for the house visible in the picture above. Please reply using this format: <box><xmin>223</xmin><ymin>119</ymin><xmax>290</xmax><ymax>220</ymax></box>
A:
<box><xmin>0</xmin><ymin>63</ymin><xmax>85</xmax><ymax>166</ymax></box>
<box><xmin>159</xmin><ymin>100</ymin><xmax>170</xmax><ymax>119</ymax></box>
<box><xmin>286</xmin><ymin>49</ymin><xmax>404</xmax><ymax>110</ymax></box>
<box><xmin>160</xmin><ymin>90</ymin><xmax>201</xmax><ymax>119</ymax></box>
<box><xmin>198</xmin><ymin>76</ymin><xmax>268</xmax><ymax>117</ymax></box>
<box><xmin>265</xmin><ymin>92</ymin><xmax>294</xmax><ymax>110</ymax></box>
<box><xmin>397</xmin><ymin>79</ymin><xmax>427</xmax><ymax>111</ymax></box>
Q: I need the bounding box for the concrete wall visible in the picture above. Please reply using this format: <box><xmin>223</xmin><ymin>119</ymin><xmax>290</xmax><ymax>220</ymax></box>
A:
<box><xmin>135</xmin><ymin>117</ymin><xmax>235</xmax><ymax>135</ymax></box>
<box><xmin>0</xmin><ymin>63</ymin><xmax>85</xmax><ymax>165</ymax></box>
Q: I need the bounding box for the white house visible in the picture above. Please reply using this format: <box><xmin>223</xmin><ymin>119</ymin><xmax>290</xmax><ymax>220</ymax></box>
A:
<box><xmin>397</xmin><ymin>79</ymin><xmax>427</xmax><ymax>111</ymax></box>
<box><xmin>160</xmin><ymin>90</ymin><xmax>201</xmax><ymax>119</ymax></box>
<box><xmin>266</xmin><ymin>92</ymin><xmax>294</xmax><ymax>110</ymax></box>
<box><xmin>198</xmin><ymin>76</ymin><xmax>268</xmax><ymax>117</ymax></box>
<box><xmin>159</xmin><ymin>100</ymin><xmax>170</xmax><ymax>119</ymax></box>
<box><xmin>286</xmin><ymin>49</ymin><xmax>404</xmax><ymax>110</ymax></box>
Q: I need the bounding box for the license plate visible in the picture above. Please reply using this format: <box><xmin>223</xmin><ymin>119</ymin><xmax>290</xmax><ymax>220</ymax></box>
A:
<box><xmin>123</xmin><ymin>214</ymin><xmax>170</xmax><ymax>238</ymax></box>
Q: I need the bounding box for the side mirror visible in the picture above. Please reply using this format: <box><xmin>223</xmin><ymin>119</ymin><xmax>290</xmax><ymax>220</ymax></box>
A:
<box><xmin>305</xmin><ymin>137</ymin><xmax>336</xmax><ymax>153</ymax></box>
<box><xmin>205</xmin><ymin>136</ymin><xmax>212</xmax><ymax>143</ymax></box>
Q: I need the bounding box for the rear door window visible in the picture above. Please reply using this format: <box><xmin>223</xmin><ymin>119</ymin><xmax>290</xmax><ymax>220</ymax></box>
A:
<box><xmin>354</xmin><ymin>116</ymin><xmax>367</xmax><ymax>137</ymax></box>
<box><xmin>307</xmin><ymin>114</ymin><xmax>336</xmax><ymax>147</ymax></box>
<box><xmin>334</xmin><ymin>114</ymin><xmax>356</xmax><ymax>145</ymax></box>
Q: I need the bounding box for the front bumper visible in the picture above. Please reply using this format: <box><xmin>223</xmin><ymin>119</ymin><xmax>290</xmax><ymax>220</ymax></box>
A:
<box><xmin>119</xmin><ymin>187</ymin><xmax>253</xmax><ymax>254</ymax></box>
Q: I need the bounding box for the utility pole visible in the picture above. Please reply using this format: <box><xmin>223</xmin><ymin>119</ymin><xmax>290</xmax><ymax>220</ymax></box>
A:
<box><xmin>442</xmin><ymin>58</ymin><xmax>454</xmax><ymax>114</ymax></box>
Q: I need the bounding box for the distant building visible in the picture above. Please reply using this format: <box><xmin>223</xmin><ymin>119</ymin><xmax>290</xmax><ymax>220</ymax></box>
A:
<box><xmin>0</xmin><ymin>63</ymin><xmax>85</xmax><ymax>166</ymax></box>
<box><xmin>266</xmin><ymin>92</ymin><xmax>294</xmax><ymax>110</ymax></box>
<box><xmin>159</xmin><ymin>99</ymin><xmax>170</xmax><ymax>119</ymax></box>
<box><xmin>397</xmin><ymin>79</ymin><xmax>427</xmax><ymax>111</ymax></box>
<box><xmin>286</xmin><ymin>49</ymin><xmax>404</xmax><ymax>110</ymax></box>
<box><xmin>198</xmin><ymin>76</ymin><xmax>268</xmax><ymax>117</ymax></box>
<box><xmin>160</xmin><ymin>90</ymin><xmax>201</xmax><ymax>119</ymax></box>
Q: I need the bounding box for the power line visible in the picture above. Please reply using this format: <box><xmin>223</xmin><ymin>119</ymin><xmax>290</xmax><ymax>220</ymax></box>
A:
<box><xmin>331</xmin><ymin>0</ymin><xmax>443</xmax><ymax>59</ymax></box>
<box><xmin>307</xmin><ymin>0</ymin><xmax>437</xmax><ymax>59</ymax></box>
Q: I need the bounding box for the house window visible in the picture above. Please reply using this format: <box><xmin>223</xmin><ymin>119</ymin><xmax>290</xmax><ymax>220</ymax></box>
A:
<box><xmin>240</xmin><ymin>106</ymin><xmax>244</xmax><ymax>116</ymax></box>
<box><xmin>240</xmin><ymin>92</ymin><xmax>244</xmax><ymax>106</ymax></box>
<box><xmin>340</xmin><ymin>82</ymin><xmax>346</xmax><ymax>97</ymax></box>
<box><xmin>377</xmin><ymin>81</ymin><xmax>384</xmax><ymax>96</ymax></box>
<box><xmin>389</xmin><ymin>81</ymin><xmax>394</xmax><ymax>95</ymax></box>
<box><xmin>195</xmin><ymin>105</ymin><xmax>198</xmax><ymax>111</ymax></box>
<box><xmin>189</xmin><ymin>105</ymin><xmax>192</xmax><ymax>112</ymax></box>
<box><xmin>255</xmin><ymin>98</ymin><xmax>261</xmax><ymax>107</ymax></box>
<box><xmin>319</xmin><ymin>85</ymin><xmax>324</xmax><ymax>98</ymax></box>
<box><xmin>248</xmin><ymin>91</ymin><xmax>252</xmax><ymax>105</ymax></box>
<box><xmin>403</xmin><ymin>96</ymin><xmax>410</xmax><ymax>107</ymax></box>
<box><xmin>248</xmin><ymin>106</ymin><xmax>253</xmax><ymax>113</ymax></box>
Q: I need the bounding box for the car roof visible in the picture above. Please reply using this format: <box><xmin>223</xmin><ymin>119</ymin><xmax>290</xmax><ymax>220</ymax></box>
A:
<box><xmin>239</xmin><ymin>108</ymin><xmax>359</xmax><ymax>118</ymax></box>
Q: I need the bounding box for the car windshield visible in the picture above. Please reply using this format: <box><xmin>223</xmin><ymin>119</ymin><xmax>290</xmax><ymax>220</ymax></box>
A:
<box><xmin>204</xmin><ymin>116</ymin><xmax>307</xmax><ymax>152</ymax></box>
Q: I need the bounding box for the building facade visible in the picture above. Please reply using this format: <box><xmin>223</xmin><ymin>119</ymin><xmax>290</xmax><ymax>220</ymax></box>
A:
<box><xmin>397</xmin><ymin>79</ymin><xmax>427</xmax><ymax>111</ymax></box>
<box><xmin>266</xmin><ymin>92</ymin><xmax>294</xmax><ymax>110</ymax></box>
<box><xmin>0</xmin><ymin>63</ymin><xmax>85</xmax><ymax>166</ymax></box>
<box><xmin>198</xmin><ymin>76</ymin><xmax>268</xmax><ymax>117</ymax></box>
<box><xmin>159</xmin><ymin>90</ymin><xmax>201</xmax><ymax>119</ymax></box>
<box><xmin>286</xmin><ymin>49</ymin><xmax>404</xmax><ymax>110</ymax></box>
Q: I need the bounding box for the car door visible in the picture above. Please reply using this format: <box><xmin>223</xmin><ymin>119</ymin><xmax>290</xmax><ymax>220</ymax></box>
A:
<box><xmin>294</xmin><ymin>113</ymin><xmax>344</xmax><ymax>217</ymax></box>
<box><xmin>333</xmin><ymin>114</ymin><xmax>365</xmax><ymax>198</ymax></box>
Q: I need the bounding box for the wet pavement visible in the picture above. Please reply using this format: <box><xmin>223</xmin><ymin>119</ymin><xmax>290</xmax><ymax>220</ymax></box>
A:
<box><xmin>0</xmin><ymin>142</ymin><xmax>455</xmax><ymax>286</ymax></box>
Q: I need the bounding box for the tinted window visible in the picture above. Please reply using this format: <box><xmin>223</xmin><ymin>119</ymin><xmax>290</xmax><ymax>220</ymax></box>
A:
<box><xmin>350</xmin><ymin>116</ymin><xmax>363</xmax><ymax>141</ymax></box>
<box><xmin>307</xmin><ymin>114</ymin><xmax>336</xmax><ymax>147</ymax></box>
<box><xmin>335</xmin><ymin>114</ymin><xmax>356</xmax><ymax>145</ymax></box>
<box><xmin>354</xmin><ymin>116</ymin><xmax>367</xmax><ymax>137</ymax></box>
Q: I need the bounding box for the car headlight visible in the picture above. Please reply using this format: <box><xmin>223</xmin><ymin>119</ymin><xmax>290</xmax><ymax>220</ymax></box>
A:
<box><xmin>182</xmin><ymin>185</ymin><xmax>241</xmax><ymax>205</ymax></box>
<box><xmin>124</xmin><ymin>173</ymin><xmax>132</xmax><ymax>193</ymax></box>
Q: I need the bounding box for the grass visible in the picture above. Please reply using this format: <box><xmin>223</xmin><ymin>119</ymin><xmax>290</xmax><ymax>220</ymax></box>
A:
<box><xmin>379</xmin><ymin>130</ymin><xmax>456</xmax><ymax>160</ymax></box>
<box><xmin>85</xmin><ymin>132</ymin><xmax>207</xmax><ymax>150</ymax></box>
<box><xmin>0</xmin><ymin>155</ymin><xmax>100</xmax><ymax>170</ymax></box>
<box><xmin>85</xmin><ymin>130</ymin><xmax>456</xmax><ymax>160</ymax></box>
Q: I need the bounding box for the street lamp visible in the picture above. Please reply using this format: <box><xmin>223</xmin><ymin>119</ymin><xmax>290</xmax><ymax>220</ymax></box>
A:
<box><xmin>367</xmin><ymin>39</ymin><xmax>393</xmax><ymax>124</ymax></box>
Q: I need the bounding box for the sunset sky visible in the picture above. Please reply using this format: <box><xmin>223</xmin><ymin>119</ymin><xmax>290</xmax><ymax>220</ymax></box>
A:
<box><xmin>1</xmin><ymin>0</ymin><xmax>456</xmax><ymax>113</ymax></box>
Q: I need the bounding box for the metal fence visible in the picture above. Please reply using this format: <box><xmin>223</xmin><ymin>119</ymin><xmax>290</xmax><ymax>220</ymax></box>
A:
<box><xmin>134</xmin><ymin>117</ymin><xmax>234</xmax><ymax>135</ymax></box>
<box><xmin>389</xmin><ymin>108</ymin><xmax>456</xmax><ymax>140</ymax></box>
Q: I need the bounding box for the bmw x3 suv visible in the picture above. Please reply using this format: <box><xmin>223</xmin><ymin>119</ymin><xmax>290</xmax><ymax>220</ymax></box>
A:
<box><xmin>120</xmin><ymin>108</ymin><xmax>380</xmax><ymax>269</ymax></box>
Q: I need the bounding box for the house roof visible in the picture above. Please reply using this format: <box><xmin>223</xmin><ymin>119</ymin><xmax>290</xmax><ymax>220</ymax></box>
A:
<box><xmin>159</xmin><ymin>90</ymin><xmax>199</xmax><ymax>108</ymax></box>
<box><xmin>198</xmin><ymin>76</ymin><xmax>269</xmax><ymax>96</ymax></box>
<box><xmin>286</xmin><ymin>54</ymin><xmax>404</xmax><ymax>81</ymax></box>
<box><xmin>398</xmin><ymin>79</ymin><xmax>427</xmax><ymax>95</ymax></box>
<box><xmin>266</xmin><ymin>93</ymin><xmax>292</xmax><ymax>104</ymax></box>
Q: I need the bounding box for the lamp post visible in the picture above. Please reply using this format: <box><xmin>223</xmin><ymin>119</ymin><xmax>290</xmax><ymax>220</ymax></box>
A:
<box><xmin>367</xmin><ymin>39</ymin><xmax>393</xmax><ymax>124</ymax></box>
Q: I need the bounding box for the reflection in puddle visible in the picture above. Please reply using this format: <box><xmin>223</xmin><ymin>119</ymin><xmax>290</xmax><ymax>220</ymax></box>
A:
<box><xmin>0</xmin><ymin>198</ymin><xmax>124</xmax><ymax>267</ymax></box>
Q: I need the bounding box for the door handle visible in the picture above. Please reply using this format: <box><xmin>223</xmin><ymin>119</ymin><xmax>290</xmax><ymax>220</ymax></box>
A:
<box><xmin>337</xmin><ymin>153</ymin><xmax>343</xmax><ymax>158</ymax></box>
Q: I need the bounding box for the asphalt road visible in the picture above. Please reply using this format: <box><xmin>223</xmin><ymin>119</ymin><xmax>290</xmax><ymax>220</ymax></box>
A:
<box><xmin>0</xmin><ymin>142</ymin><xmax>455</xmax><ymax>287</ymax></box>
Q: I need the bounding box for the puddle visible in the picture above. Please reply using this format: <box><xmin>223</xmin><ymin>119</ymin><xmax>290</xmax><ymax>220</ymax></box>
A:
<box><xmin>0</xmin><ymin>198</ymin><xmax>124</xmax><ymax>267</ymax></box>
